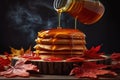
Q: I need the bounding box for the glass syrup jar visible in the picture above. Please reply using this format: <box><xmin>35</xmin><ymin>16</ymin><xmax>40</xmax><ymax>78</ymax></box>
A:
<box><xmin>53</xmin><ymin>0</ymin><xmax>105</xmax><ymax>25</ymax></box>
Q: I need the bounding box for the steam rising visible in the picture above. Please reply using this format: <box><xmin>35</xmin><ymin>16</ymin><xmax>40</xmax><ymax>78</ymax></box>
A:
<box><xmin>2</xmin><ymin>0</ymin><xmax>77</xmax><ymax>51</ymax></box>
<box><xmin>5</xmin><ymin>0</ymin><xmax>59</xmax><ymax>49</ymax></box>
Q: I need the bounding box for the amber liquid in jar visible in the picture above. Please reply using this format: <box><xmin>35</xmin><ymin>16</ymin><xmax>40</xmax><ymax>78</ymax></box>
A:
<box><xmin>56</xmin><ymin>0</ymin><xmax>105</xmax><ymax>25</ymax></box>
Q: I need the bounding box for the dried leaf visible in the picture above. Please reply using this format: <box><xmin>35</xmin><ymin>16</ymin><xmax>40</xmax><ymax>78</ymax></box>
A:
<box><xmin>10</xmin><ymin>47</ymin><xmax>24</xmax><ymax>57</ymax></box>
<box><xmin>70</xmin><ymin>62</ymin><xmax>117</xmax><ymax>78</ymax></box>
<box><xmin>0</xmin><ymin>65</ymin><xmax>5</xmax><ymax>71</ymax></box>
<box><xmin>0</xmin><ymin>55</ymin><xmax>11</xmax><ymax>71</ymax></box>
<box><xmin>111</xmin><ymin>62</ymin><xmax>120</xmax><ymax>69</ymax></box>
<box><xmin>21</xmin><ymin>51</ymin><xmax>41</xmax><ymax>60</ymax></box>
<box><xmin>83</xmin><ymin>45</ymin><xmax>105</xmax><ymax>59</ymax></box>
<box><xmin>110</xmin><ymin>53</ymin><xmax>120</xmax><ymax>61</ymax></box>
<box><xmin>0</xmin><ymin>59</ymin><xmax>39</xmax><ymax>77</ymax></box>
<box><xmin>66</xmin><ymin>57</ymin><xmax>85</xmax><ymax>62</ymax></box>
<box><xmin>24</xmin><ymin>46</ymin><xmax>32</xmax><ymax>54</ymax></box>
<box><xmin>43</xmin><ymin>56</ymin><xmax>63</xmax><ymax>62</ymax></box>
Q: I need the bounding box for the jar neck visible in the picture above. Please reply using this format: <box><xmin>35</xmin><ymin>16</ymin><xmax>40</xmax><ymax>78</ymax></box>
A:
<box><xmin>54</xmin><ymin>0</ymin><xmax>73</xmax><ymax>13</ymax></box>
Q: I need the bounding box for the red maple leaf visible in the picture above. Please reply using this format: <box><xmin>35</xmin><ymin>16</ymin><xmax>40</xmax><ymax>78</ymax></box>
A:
<box><xmin>21</xmin><ymin>51</ymin><xmax>41</xmax><ymax>60</ymax></box>
<box><xmin>0</xmin><ymin>65</ymin><xmax>5</xmax><ymax>71</ymax></box>
<box><xmin>110</xmin><ymin>53</ymin><xmax>120</xmax><ymax>61</ymax></box>
<box><xmin>111</xmin><ymin>62</ymin><xmax>120</xmax><ymax>70</ymax></box>
<box><xmin>66</xmin><ymin>57</ymin><xmax>85</xmax><ymax>62</ymax></box>
<box><xmin>83</xmin><ymin>45</ymin><xmax>105</xmax><ymax>59</ymax></box>
<box><xmin>43</xmin><ymin>56</ymin><xmax>63</xmax><ymax>62</ymax></box>
<box><xmin>0</xmin><ymin>59</ymin><xmax>39</xmax><ymax>77</ymax></box>
<box><xmin>0</xmin><ymin>54</ymin><xmax>11</xmax><ymax>71</ymax></box>
<box><xmin>70</xmin><ymin>62</ymin><xmax>117</xmax><ymax>78</ymax></box>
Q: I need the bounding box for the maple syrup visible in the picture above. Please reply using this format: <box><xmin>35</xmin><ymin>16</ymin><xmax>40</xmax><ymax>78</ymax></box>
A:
<box><xmin>75</xmin><ymin>17</ymin><xmax>78</xmax><ymax>29</ymax></box>
<box><xmin>57</xmin><ymin>12</ymin><xmax>62</xmax><ymax>28</ymax></box>
<box><xmin>54</xmin><ymin>0</ymin><xmax>105</xmax><ymax>25</ymax></box>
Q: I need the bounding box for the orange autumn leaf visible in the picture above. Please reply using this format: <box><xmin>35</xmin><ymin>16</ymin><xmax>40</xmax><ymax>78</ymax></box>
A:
<box><xmin>10</xmin><ymin>47</ymin><xmax>24</xmax><ymax>57</ymax></box>
<box><xmin>24</xmin><ymin>46</ymin><xmax>32</xmax><ymax>54</ymax></box>
<box><xmin>10</xmin><ymin>46</ymin><xmax>32</xmax><ymax>57</ymax></box>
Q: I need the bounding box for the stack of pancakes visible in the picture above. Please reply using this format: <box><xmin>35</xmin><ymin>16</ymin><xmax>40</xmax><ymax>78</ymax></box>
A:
<box><xmin>34</xmin><ymin>28</ymin><xmax>87</xmax><ymax>59</ymax></box>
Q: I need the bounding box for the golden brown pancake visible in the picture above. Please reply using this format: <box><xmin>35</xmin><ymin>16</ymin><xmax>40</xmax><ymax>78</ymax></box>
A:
<box><xmin>34</xmin><ymin>44</ymin><xmax>87</xmax><ymax>51</ymax></box>
<box><xmin>35</xmin><ymin>38</ymin><xmax>86</xmax><ymax>45</ymax></box>
<box><xmin>37</xmin><ymin>28</ymin><xmax>85</xmax><ymax>39</ymax></box>
<box><xmin>34</xmin><ymin>50</ymin><xmax>85</xmax><ymax>55</ymax></box>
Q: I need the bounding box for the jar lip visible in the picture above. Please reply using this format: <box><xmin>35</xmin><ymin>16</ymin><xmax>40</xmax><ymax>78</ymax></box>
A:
<box><xmin>53</xmin><ymin>0</ymin><xmax>73</xmax><ymax>12</ymax></box>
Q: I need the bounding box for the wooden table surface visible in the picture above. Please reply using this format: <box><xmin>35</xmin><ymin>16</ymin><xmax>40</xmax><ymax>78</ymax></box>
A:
<box><xmin>0</xmin><ymin>74</ymin><xmax>120</xmax><ymax>80</ymax></box>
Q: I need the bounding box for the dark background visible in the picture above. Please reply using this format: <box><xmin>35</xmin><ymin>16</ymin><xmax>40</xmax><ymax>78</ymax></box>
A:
<box><xmin>0</xmin><ymin>0</ymin><xmax>119</xmax><ymax>54</ymax></box>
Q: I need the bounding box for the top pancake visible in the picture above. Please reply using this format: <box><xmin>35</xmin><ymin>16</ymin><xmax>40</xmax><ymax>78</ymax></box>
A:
<box><xmin>37</xmin><ymin>28</ymin><xmax>86</xmax><ymax>39</ymax></box>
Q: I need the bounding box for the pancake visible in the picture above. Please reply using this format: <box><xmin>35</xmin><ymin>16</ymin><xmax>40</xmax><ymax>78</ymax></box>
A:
<box><xmin>34</xmin><ymin>50</ymin><xmax>85</xmax><ymax>55</ymax></box>
<box><xmin>34</xmin><ymin>44</ymin><xmax>87</xmax><ymax>51</ymax></box>
<box><xmin>38</xmin><ymin>28</ymin><xmax>85</xmax><ymax>39</ymax></box>
<box><xmin>35</xmin><ymin>38</ymin><xmax>86</xmax><ymax>45</ymax></box>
